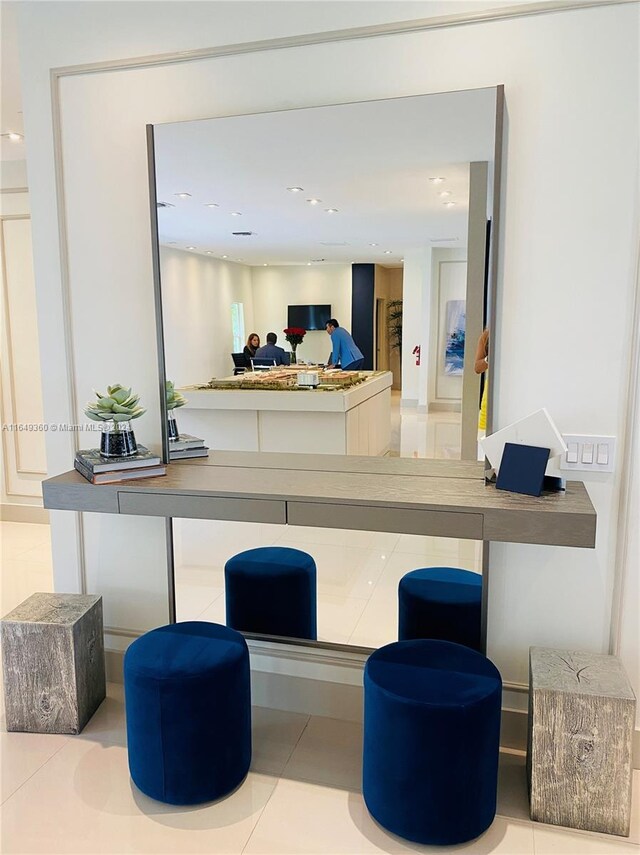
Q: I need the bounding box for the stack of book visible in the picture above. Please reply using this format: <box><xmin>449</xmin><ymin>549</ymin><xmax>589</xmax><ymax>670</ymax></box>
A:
<box><xmin>75</xmin><ymin>447</ymin><xmax>166</xmax><ymax>484</ymax></box>
<box><xmin>169</xmin><ymin>434</ymin><xmax>209</xmax><ymax>460</ymax></box>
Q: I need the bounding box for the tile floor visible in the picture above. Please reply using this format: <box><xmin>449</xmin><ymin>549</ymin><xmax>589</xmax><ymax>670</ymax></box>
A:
<box><xmin>1</xmin><ymin>520</ymin><xmax>639</xmax><ymax>853</ymax></box>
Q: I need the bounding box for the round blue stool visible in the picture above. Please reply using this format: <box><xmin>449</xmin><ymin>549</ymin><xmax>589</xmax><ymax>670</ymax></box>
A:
<box><xmin>124</xmin><ymin>621</ymin><xmax>251</xmax><ymax>805</ymax></box>
<box><xmin>398</xmin><ymin>566</ymin><xmax>482</xmax><ymax>651</ymax></box>
<box><xmin>363</xmin><ymin>639</ymin><xmax>501</xmax><ymax>845</ymax></box>
<box><xmin>225</xmin><ymin>546</ymin><xmax>317</xmax><ymax>640</ymax></box>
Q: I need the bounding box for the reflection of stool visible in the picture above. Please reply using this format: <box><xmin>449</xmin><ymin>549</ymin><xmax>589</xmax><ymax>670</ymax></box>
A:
<box><xmin>363</xmin><ymin>639</ymin><xmax>502</xmax><ymax>845</ymax></box>
<box><xmin>225</xmin><ymin>547</ymin><xmax>317</xmax><ymax>640</ymax></box>
<box><xmin>398</xmin><ymin>567</ymin><xmax>482</xmax><ymax>651</ymax></box>
<box><xmin>124</xmin><ymin>621</ymin><xmax>251</xmax><ymax>805</ymax></box>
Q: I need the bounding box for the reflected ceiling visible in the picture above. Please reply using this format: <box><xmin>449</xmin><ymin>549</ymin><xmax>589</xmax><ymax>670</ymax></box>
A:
<box><xmin>154</xmin><ymin>88</ymin><xmax>496</xmax><ymax>266</ymax></box>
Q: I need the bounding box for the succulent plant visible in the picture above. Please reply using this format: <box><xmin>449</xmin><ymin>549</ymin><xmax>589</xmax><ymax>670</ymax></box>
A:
<box><xmin>84</xmin><ymin>384</ymin><xmax>146</xmax><ymax>424</ymax></box>
<box><xmin>166</xmin><ymin>381</ymin><xmax>187</xmax><ymax>410</ymax></box>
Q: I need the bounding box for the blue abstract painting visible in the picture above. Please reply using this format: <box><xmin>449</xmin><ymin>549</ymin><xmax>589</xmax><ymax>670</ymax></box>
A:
<box><xmin>444</xmin><ymin>300</ymin><xmax>466</xmax><ymax>375</ymax></box>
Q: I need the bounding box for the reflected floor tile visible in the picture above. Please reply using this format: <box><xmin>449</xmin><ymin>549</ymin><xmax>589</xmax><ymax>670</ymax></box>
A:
<box><xmin>244</xmin><ymin>777</ymin><xmax>535</xmax><ymax>854</ymax></box>
<box><xmin>174</xmin><ymin>519</ymin><xmax>282</xmax><ymax>568</ymax></box>
<box><xmin>317</xmin><ymin>594</ymin><xmax>369</xmax><ymax>644</ymax></box>
<box><xmin>0</xmin><ymin>738</ymin><xmax>277</xmax><ymax>854</ymax></box>
<box><xmin>348</xmin><ymin>592</ymin><xmax>398</xmax><ymax>649</ymax></box>
<box><xmin>251</xmin><ymin>706</ymin><xmax>309</xmax><ymax>776</ymax></box>
<box><xmin>198</xmin><ymin>595</ymin><xmax>226</xmax><ymax>625</ymax></box>
<box><xmin>277</xmin><ymin>541</ymin><xmax>388</xmax><ymax>600</ymax></box>
<box><xmin>174</xmin><ymin>566</ymin><xmax>224</xmax><ymax>621</ymax></box>
<box><xmin>0</xmin><ymin>522</ymin><xmax>51</xmax><ymax>562</ymax></box>
<box><xmin>283</xmin><ymin>716</ymin><xmax>363</xmax><ymax>792</ymax></box>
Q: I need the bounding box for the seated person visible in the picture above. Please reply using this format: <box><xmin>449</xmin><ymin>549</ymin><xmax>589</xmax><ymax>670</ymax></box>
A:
<box><xmin>243</xmin><ymin>333</ymin><xmax>261</xmax><ymax>367</ymax></box>
<box><xmin>254</xmin><ymin>332</ymin><xmax>290</xmax><ymax>366</ymax></box>
<box><xmin>325</xmin><ymin>319</ymin><xmax>364</xmax><ymax>371</ymax></box>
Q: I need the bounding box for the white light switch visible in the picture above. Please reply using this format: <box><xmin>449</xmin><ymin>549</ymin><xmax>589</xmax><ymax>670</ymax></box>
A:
<box><xmin>561</xmin><ymin>434</ymin><xmax>616</xmax><ymax>473</ymax></box>
<box><xmin>566</xmin><ymin>442</ymin><xmax>579</xmax><ymax>464</ymax></box>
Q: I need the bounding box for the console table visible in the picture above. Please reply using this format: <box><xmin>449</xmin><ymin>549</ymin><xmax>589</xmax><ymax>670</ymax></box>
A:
<box><xmin>43</xmin><ymin>451</ymin><xmax>596</xmax><ymax>548</ymax></box>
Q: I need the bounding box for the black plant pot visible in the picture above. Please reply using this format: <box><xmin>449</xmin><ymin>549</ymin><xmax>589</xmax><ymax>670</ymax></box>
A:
<box><xmin>167</xmin><ymin>414</ymin><xmax>179</xmax><ymax>441</ymax></box>
<box><xmin>100</xmin><ymin>422</ymin><xmax>138</xmax><ymax>458</ymax></box>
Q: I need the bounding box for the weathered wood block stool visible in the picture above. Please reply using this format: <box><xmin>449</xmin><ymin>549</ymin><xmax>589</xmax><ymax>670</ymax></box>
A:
<box><xmin>1</xmin><ymin>593</ymin><xmax>106</xmax><ymax>734</ymax></box>
<box><xmin>527</xmin><ymin>646</ymin><xmax>635</xmax><ymax>836</ymax></box>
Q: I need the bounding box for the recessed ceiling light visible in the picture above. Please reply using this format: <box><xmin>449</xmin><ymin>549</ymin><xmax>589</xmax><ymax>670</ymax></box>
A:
<box><xmin>236</xmin><ymin>258</ymin><xmax>244</xmax><ymax>262</ymax></box>
<box><xmin>429</xmin><ymin>177</ymin><xmax>445</xmax><ymax>184</ymax></box>
<box><xmin>325</xmin><ymin>208</ymin><xmax>338</xmax><ymax>214</ymax></box>
<box><xmin>444</xmin><ymin>201</ymin><xmax>456</xmax><ymax>208</ymax></box>
<box><xmin>174</xmin><ymin>192</ymin><xmax>191</xmax><ymax>198</ymax></box>
<box><xmin>186</xmin><ymin>246</ymin><xmax>196</xmax><ymax>250</ymax></box>
<box><xmin>369</xmin><ymin>243</ymin><xmax>378</xmax><ymax>247</ymax></box>
<box><xmin>307</xmin><ymin>198</ymin><xmax>322</xmax><ymax>205</ymax></box>
<box><xmin>287</xmin><ymin>187</ymin><xmax>304</xmax><ymax>193</ymax></box>
<box><xmin>168</xmin><ymin>241</ymin><xmax>177</xmax><ymax>245</ymax></box>
<box><xmin>222</xmin><ymin>255</ymin><xmax>228</xmax><ymax>259</ymax></box>
<box><xmin>438</xmin><ymin>190</ymin><xmax>452</xmax><ymax>197</ymax></box>
<box><xmin>231</xmin><ymin>212</ymin><xmax>242</xmax><ymax>216</ymax></box>
<box><xmin>206</xmin><ymin>251</ymin><xmax>214</xmax><ymax>255</ymax></box>
<box><xmin>384</xmin><ymin>250</ymin><xmax>393</xmax><ymax>255</ymax></box>
<box><xmin>204</xmin><ymin>203</ymin><xmax>219</xmax><ymax>208</ymax></box>
<box><xmin>307</xmin><ymin>262</ymin><xmax>312</xmax><ymax>266</ymax></box>
<box><xmin>4</xmin><ymin>132</ymin><xmax>23</xmax><ymax>142</ymax></box>
<box><xmin>263</xmin><ymin>263</ymin><xmax>268</xmax><ymax>266</ymax></box>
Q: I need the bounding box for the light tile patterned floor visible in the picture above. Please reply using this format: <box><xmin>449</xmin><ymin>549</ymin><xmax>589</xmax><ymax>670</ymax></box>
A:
<box><xmin>0</xmin><ymin>521</ymin><xmax>638</xmax><ymax>854</ymax></box>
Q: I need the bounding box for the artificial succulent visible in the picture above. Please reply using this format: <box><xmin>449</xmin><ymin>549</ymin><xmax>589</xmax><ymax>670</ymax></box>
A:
<box><xmin>84</xmin><ymin>384</ymin><xmax>146</xmax><ymax>423</ymax></box>
<box><xmin>166</xmin><ymin>381</ymin><xmax>187</xmax><ymax>410</ymax></box>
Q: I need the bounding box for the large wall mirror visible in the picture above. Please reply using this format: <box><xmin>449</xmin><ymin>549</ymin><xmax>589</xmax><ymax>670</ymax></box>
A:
<box><xmin>149</xmin><ymin>86</ymin><xmax>503</xmax><ymax>649</ymax></box>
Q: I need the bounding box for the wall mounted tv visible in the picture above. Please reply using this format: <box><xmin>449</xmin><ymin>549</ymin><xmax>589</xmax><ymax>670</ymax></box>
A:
<box><xmin>287</xmin><ymin>304</ymin><xmax>332</xmax><ymax>331</ymax></box>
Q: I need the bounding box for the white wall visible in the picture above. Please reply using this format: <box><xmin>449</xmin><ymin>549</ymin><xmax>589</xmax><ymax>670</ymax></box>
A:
<box><xmin>401</xmin><ymin>246</ymin><xmax>432</xmax><ymax>406</ymax></box>
<box><xmin>161</xmin><ymin>247</ymin><xmax>254</xmax><ymax>386</ymax></box>
<box><xmin>428</xmin><ymin>248</ymin><xmax>468</xmax><ymax>408</ymax></box>
<box><xmin>251</xmin><ymin>264</ymin><xmax>351</xmax><ymax>365</ymax></box>
<box><xmin>0</xmin><ymin>171</ymin><xmax>47</xmax><ymax>514</ymax></box>
<box><xmin>17</xmin><ymin>1</ymin><xmax>639</xmax><ymax>709</ymax></box>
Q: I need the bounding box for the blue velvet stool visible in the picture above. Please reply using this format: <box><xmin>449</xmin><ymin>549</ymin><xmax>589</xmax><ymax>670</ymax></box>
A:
<box><xmin>363</xmin><ymin>639</ymin><xmax>502</xmax><ymax>845</ymax></box>
<box><xmin>225</xmin><ymin>546</ymin><xmax>317</xmax><ymax>640</ymax></box>
<box><xmin>398</xmin><ymin>566</ymin><xmax>482</xmax><ymax>651</ymax></box>
<box><xmin>124</xmin><ymin>621</ymin><xmax>251</xmax><ymax>805</ymax></box>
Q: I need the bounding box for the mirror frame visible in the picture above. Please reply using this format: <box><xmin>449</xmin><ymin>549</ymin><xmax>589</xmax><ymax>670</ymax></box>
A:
<box><xmin>146</xmin><ymin>85</ymin><xmax>505</xmax><ymax>645</ymax></box>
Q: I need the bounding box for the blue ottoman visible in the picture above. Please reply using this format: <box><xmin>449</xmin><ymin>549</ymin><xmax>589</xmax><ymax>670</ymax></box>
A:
<box><xmin>225</xmin><ymin>547</ymin><xmax>317</xmax><ymax>640</ymax></box>
<box><xmin>398</xmin><ymin>566</ymin><xmax>482</xmax><ymax>651</ymax></box>
<box><xmin>124</xmin><ymin>621</ymin><xmax>251</xmax><ymax>805</ymax></box>
<box><xmin>363</xmin><ymin>639</ymin><xmax>501</xmax><ymax>845</ymax></box>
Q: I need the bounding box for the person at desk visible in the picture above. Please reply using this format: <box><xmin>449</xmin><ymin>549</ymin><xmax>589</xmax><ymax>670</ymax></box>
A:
<box><xmin>254</xmin><ymin>332</ymin><xmax>291</xmax><ymax>366</ymax></box>
<box><xmin>325</xmin><ymin>319</ymin><xmax>364</xmax><ymax>371</ymax></box>
<box><xmin>243</xmin><ymin>333</ymin><xmax>261</xmax><ymax>368</ymax></box>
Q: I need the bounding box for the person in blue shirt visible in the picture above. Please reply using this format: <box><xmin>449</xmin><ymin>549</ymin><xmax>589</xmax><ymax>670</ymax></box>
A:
<box><xmin>325</xmin><ymin>319</ymin><xmax>365</xmax><ymax>371</ymax></box>
<box><xmin>254</xmin><ymin>332</ymin><xmax>290</xmax><ymax>366</ymax></box>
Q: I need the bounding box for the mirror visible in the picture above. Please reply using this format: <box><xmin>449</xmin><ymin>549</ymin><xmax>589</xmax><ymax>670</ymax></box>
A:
<box><xmin>150</xmin><ymin>87</ymin><xmax>501</xmax><ymax>648</ymax></box>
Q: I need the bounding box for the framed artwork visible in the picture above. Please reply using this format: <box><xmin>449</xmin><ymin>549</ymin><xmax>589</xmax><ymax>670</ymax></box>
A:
<box><xmin>444</xmin><ymin>300</ymin><xmax>466</xmax><ymax>375</ymax></box>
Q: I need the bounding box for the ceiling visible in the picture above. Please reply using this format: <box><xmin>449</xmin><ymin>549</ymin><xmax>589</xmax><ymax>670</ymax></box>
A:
<box><xmin>154</xmin><ymin>88</ymin><xmax>497</xmax><ymax>266</ymax></box>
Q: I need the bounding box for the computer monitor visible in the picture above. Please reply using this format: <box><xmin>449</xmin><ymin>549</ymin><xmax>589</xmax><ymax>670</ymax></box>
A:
<box><xmin>231</xmin><ymin>353</ymin><xmax>247</xmax><ymax>368</ymax></box>
<box><xmin>251</xmin><ymin>357</ymin><xmax>277</xmax><ymax>370</ymax></box>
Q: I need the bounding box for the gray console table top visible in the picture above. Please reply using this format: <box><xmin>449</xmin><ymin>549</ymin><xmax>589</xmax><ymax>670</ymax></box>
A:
<box><xmin>43</xmin><ymin>450</ymin><xmax>596</xmax><ymax>548</ymax></box>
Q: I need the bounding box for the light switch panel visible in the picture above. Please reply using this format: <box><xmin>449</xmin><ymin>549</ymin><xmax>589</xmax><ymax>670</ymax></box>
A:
<box><xmin>560</xmin><ymin>434</ymin><xmax>616</xmax><ymax>473</ymax></box>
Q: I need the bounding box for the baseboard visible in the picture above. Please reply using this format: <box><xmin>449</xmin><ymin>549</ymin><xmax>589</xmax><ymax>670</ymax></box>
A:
<box><xmin>1</xmin><ymin>503</ymin><xmax>50</xmax><ymax>524</ymax></box>
<box><xmin>428</xmin><ymin>401</ymin><xmax>462</xmax><ymax>413</ymax></box>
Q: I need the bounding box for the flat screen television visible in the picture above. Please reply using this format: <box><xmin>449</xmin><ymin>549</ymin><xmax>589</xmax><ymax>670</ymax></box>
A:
<box><xmin>287</xmin><ymin>304</ymin><xmax>332</xmax><ymax>331</ymax></box>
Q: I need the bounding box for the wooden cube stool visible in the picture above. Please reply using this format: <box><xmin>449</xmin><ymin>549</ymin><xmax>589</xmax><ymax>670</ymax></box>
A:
<box><xmin>1</xmin><ymin>593</ymin><xmax>106</xmax><ymax>734</ymax></box>
<box><xmin>527</xmin><ymin>646</ymin><xmax>635</xmax><ymax>836</ymax></box>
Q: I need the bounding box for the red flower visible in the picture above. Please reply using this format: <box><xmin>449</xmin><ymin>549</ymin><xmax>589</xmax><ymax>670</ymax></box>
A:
<box><xmin>283</xmin><ymin>327</ymin><xmax>306</xmax><ymax>337</ymax></box>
